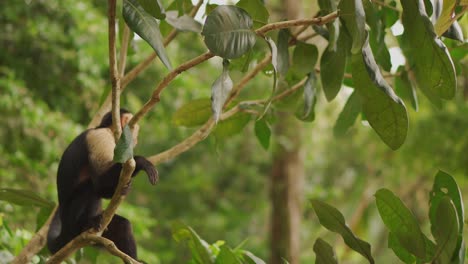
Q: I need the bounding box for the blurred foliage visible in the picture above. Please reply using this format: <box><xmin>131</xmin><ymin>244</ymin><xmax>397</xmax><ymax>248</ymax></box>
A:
<box><xmin>0</xmin><ymin>0</ymin><xmax>467</xmax><ymax>263</ymax></box>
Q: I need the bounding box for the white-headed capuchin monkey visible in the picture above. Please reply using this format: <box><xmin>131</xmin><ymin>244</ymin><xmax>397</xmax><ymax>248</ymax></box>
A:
<box><xmin>47</xmin><ymin>109</ymin><xmax>158</xmax><ymax>259</ymax></box>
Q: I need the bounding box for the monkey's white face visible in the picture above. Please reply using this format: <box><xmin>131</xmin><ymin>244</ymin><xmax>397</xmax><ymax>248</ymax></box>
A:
<box><xmin>121</xmin><ymin>113</ymin><xmax>139</xmax><ymax>147</ymax></box>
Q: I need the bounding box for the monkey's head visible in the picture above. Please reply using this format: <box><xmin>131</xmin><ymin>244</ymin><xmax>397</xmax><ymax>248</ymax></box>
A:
<box><xmin>98</xmin><ymin>109</ymin><xmax>140</xmax><ymax>146</ymax></box>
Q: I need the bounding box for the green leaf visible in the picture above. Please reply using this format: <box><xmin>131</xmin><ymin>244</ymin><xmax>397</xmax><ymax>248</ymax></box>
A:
<box><xmin>123</xmin><ymin>0</ymin><xmax>172</xmax><ymax>69</ymax></box>
<box><xmin>172</xmin><ymin>222</ymin><xmax>214</xmax><ymax>264</ymax></box>
<box><xmin>277</xmin><ymin>29</ymin><xmax>290</xmax><ymax>76</ymax></box>
<box><xmin>241</xmin><ymin>251</ymin><xmax>266</xmax><ymax>264</ymax></box>
<box><xmin>236</xmin><ymin>0</ymin><xmax>269</xmax><ymax>29</ymax></box>
<box><xmin>383</xmin><ymin>1</ymin><xmax>399</xmax><ymax>28</ymax></box>
<box><xmin>364</xmin><ymin>0</ymin><xmax>391</xmax><ymax>71</ymax></box>
<box><xmin>313</xmin><ymin>238</ymin><xmax>338</xmax><ymax>264</ymax></box>
<box><xmin>137</xmin><ymin>0</ymin><xmax>165</xmax><ymax>19</ymax></box>
<box><xmin>375</xmin><ymin>188</ymin><xmax>427</xmax><ymax>259</ymax></box>
<box><xmin>394</xmin><ymin>68</ymin><xmax>418</xmax><ymax>111</ymax></box>
<box><xmin>0</xmin><ymin>188</ymin><xmax>54</xmax><ymax>208</ymax></box>
<box><xmin>213</xmin><ymin>113</ymin><xmax>250</xmax><ymax>139</ymax></box>
<box><xmin>400</xmin><ymin>0</ymin><xmax>457</xmax><ymax>103</ymax></box>
<box><xmin>167</xmin><ymin>0</ymin><xmax>193</xmax><ymax>16</ymax></box>
<box><xmin>260</xmin><ymin>36</ymin><xmax>279</xmax><ymax>117</ymax></box>
<box><xmin>338</xmin><ymin>0</ymin><xmax>366</xmax><ymax>54</ymax></box>
<box><xmin>429</xmin><ymin>171</ymin><xmax>465</xmax><ymax>261</ymax></box>
<box><xmin>351</xmin><ymin>38</ymin><xmax>408</xmax><ymax>150</ymax></box>
<box><xmin>434</xmin><ymin>0</ymin><xmax>458</xmax><ymax>36</ymax></box>
<box><xmin>165</xmin><ymin>10</ymin><xmax>202</xmax><ymax>33</ymax></box>
<box><xmin>318</xmin><ymin>0</ymin><xmax>339</xmax><ymax>50</ymax></box>
<box><xmin>292</xmin><ymin>42</ymin><xmax>318</xmax><ymax>76</ymax></box>
<box><xmin>311</xmin><ymin>199</ymin><xmax>375</xmax><ymax>264</ymax></box>
<box><xmin>333</xmin><ymin>90</ymin><xmax>362</xmax><ymax>137</ymax></box>
<box><xmin>215</xmin><ymin>245</ymin><xmax>241</xmax><ymax>264</ymax></box>
<box><xmin>431</xmin><ymin>196</ymin><xmax>459</xmax><ymax>264</ymax></box>
<box><xmin>211</xmin><ymin>59</ymin><xmax>233</xmax><ymax>123</ymax></box>
<box><xmin>320</xmin><ymin>29</ymin><xmax>350</xmax><ymax>101</ymax></box>
<box><xmin>295</xmin><ymin>72</ymin><xmax>317</xmax><ymax>122</ymax></box>
<box><xmin>173</xmin><ymin>98</ymin><xmax>212</xmax><ymax>127</ymax></box>
<box><xmin>388</xmin><ymin>232</ymin><xmax>417</xmax><ymax>264</ymax></box>
<box><xmin>202</xmin><ymin>5</ymin><xmax>256</xmax><ymax>59</ymax></box>
<box><xmin>255</xmin><ymin>118</ymin><xmax>271</xmax><ymax>150</ymax></box>
<box><xmin>114</xmin><ymin>125</ymin><xmax>134</xmax><ymax>163</ymax></box>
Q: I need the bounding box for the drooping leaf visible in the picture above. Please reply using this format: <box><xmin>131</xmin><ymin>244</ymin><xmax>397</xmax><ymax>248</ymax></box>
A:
<box><xmin>236</xmin><ymin>0</ymin><xmax>269</xmax><ymax>28</ymax></box>
<box><xmin>172</xmin><ymin>222</ymin><xmax>214</xmax><ymax>264</ymax></box>
<box><xmin>295</xmin><ymin>72</ymin><xmax>317</xmax><ymax>122</ymax></box>
<box><xmin>333</xmin><ymin>90</ymin><xmax>362</xmax><ymax>137</ymax></box>
<box><xmin>173</xmin><ymin>98</ymin><xmax>212</xmax><ymax>127</ymax></box>
<box><xmin>375</xmin><ymin>188</ymin><xmax>427</xmax><ymax>259</ymax></box>
<box><xmin>292</xmin><ymin>42</ymin><xmax>318</xmax><ymax>76</ymax></box>
<box><xmin>388</xmin><ymin>232</ymin><xmax>417</xmax><ymax>264</ymax></box>
<box><xmin>123</xmin><ymin>0</ymin><xmax>172</xmax><ymax>69</ymax></box>
<box><xmin>211</xmin><ymin>59</ymin><xmax>233</xmax><ymax>123</ymax></box>
<box><xmin>400</xmin><ymin>0</ymin><xmax>457</xmax><ymax>103</ymax></box>
<box><xmin>277</xmin><ymin>29</ymin><xmax>290</xmax><ymax>76</ymax></box>
<box><xmin>394</xmin><ymin>67</ymin><xmax>418</xmax><ymax>111</ymax></box>
<box><xmin>202</xmin><ymin>5</ymin><xmax>256</xmax><ymax>59</ymax></box>
<box><xmin>165</xmin><ymin>10</ymin><xmax>202</xmax><ymax>33</ymax></box>
<box><xmin>213</xmin><ymin>113</ymin><xmax>250</xmax><ymax>139</ymax></box>
<box><xmin>363</xmin><ymin>0</ymin><xmax>392</xmax><ymax>71</ymax></box>
<box><xmin>0</xmin><ymin>188</ymin><xmax>54</xmax><ymax>208</ymax></box>
<box><xmin>352</xmin><ymin>38</ymin><xmax>408</xmax><ymax>150</ymax></box>
<box><xmin>321</xmin><ymin>28</ymin><xmax>350</xmax><ymax>101</ymax></box>
<box><xmin>442</xmin><ymin>21</ymin><xmax>464</xmax><ymax>42</ymax></box>
<box><xmin>215</xmin><ymin>245</ymin><xmax>241</xmax><ymax>264</ymax></box>
<box><xmin>255</xmin><ymin>118</ymin><xmax>271</xmax><ymax>150</ymax></box>
<box><xmin>429</xmin><ymin>171</ymin><xmax>465</xmax><ymax>261</ymax></box>
<box><xmin>434</xmin><ymin>0</ymin><xmax>460</xmax><ymax>36</ymax></box>
<box><xmin>311</xmin><ymin>199</ymin><xmax>375</xmax><ymax>264</ymax></box>
<box><xmin>431</xmin><ymin>196</ymin><xmax>459</xmax><ymax>264</ymax></box>
<box><xmin>318</xmin><ymin>0</ymin><xmax>339</xmax><ymax>50</ymax></box>
<box><xmin>114</xmin><ymin>125</ymin><xmax>134</xmax><ymax>163</ymax></box>
<box><xmin>313</xmin><ymin>238</ymin><xmax>338</xmax><ymax>264</ymax></box>
<box><xmin>338</xmin><ymin>0</ymin><xmax>366</xmax><ymax>54</ymax></box>
<box><xmin>137</xmin><ymin>0</ymin><xmax>165</xmax><ymax>19</ymax></box>
<box><xmin>260</xmin><ymin>37</ymin><xmax>279</xmax><ymax>117</ymax></box>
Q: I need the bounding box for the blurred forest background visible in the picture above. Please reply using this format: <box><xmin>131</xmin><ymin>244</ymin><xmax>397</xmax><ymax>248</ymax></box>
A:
<box><xmin>0</xmin><ymin>0</ymin><xmax>467</xmax><ymax>263</ymax></box>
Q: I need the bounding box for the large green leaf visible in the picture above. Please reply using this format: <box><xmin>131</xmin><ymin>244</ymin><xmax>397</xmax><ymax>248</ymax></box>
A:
<box><xmin>213</xmin><ymin>113</ymin><xmax>250</xmax><ymax>139</ymax></box>
<box><xmin>0</xmin><ymin>189</ymin><xmax>54</xmax><ymax>208</ymax></box>
<box><xmin>394</xmin><ymin>67</ymin><xmax>418</xmax><ymax>111</ymax></box>
<box><xmin>172</xmin><ymin>98</ymin><xmax>211</xmax><ymax>127</ymax></box>
<box><xmin>311</xmin><ymin>199</ymin><xmax>375</xmax><ymax>264</ymax></box>
<box><xmin>431</xmin><ymin>196</ymin><xmax>459</xmax><ymax>264</ymax></box>
<box><xmin>429</xmin><ymin>171</ymin><xmax>465</xmax><ymax>262</ymax></box>
<box><xmin>338</xmin><ymin>0</ymin><xmax>366</xmax><ymax>54</ymax></box>
<box><xmin>215</xmin><ymin>245</ymin><xmax>241</xmax><ymax>264</ymax></box>
<box><xmin>235</xmin><ymin>0</ymin><xmax>269</xmax><ymax>29</ymax></box>
<box><xmin>313</xmin><ymin>238</ymin><xmax>338</xmax><ymax>264</ymax></box>
<box><xmin>333</xmin><ymin>90</ymin><xmax>362</xmax><ymax>137</ymax></box>
<box><xmin>202</xmin><ymin>5</ymin><xmax>256</xmax><ymax>59</ymax></box>
<box><xmin>277</xmin><ymin>29</ymin><xmax>290</xmax><ymax>76</ymax></box>
<box><xmin>211</xmin><ymin>59</ymin><xmax>233</xmax><ymax>123</ymax></box>
<box><xmin>388</xmin><ymin>232</ymin><xmax>416</xmax><ymax>264</ymax></box>
<box><xmin>320</xmin><ymin>28</ymin><xmax>350</xmax><ymax>101</ymax></box>
<box><xmin>352</xmin><ymin>38</ymin><xmax>408</xmax><ymax>150</ymax></box>
<box><xmin>114</xmin><ymin>125</ymin><xmax>134</xmax><ymax>163</ymax></box>
<box><xmin>123</xmin><ymin>0</ymin><xmax>172</xmax><ymax>69</ymax></box>
<box><xmin>375</xmin><ymin>189</ymin><xmax>427</xmax><ymax>259</ymax></box>
<box><xmin>172</xmin><ymin>222</ymin><xmax>214</xmax><ymax>264</ymax></box>
<box><xmin>400</xmin><ymin>0</ymin><xmax>457</xmax><ymax>103</ymax></box>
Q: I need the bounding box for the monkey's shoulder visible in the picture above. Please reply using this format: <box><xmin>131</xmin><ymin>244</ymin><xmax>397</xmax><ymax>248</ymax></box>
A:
<box><xmin>86</xmin><ymin>128</ymin><xmax>116</xmax><ymax>174</ymax></box>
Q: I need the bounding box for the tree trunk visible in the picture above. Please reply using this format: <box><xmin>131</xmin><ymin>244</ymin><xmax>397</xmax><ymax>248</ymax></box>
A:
<box><xmin>269</xmin><ymin>1</ymin><xmax>303</xmax><ymax>264</ymax></box>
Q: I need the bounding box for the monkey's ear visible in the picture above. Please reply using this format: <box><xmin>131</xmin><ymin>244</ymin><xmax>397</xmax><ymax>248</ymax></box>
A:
<box><xmin>120</xmin><ymin>113</ymin><xmax>133</xmax><ymax>127</ymax></box>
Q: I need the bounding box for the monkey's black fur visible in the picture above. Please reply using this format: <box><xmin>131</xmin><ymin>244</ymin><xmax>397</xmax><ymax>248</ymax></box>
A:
<box><xmin>47</xmin><ymin>109</ymin><xmax>157</xmax><ymax>259</ymax></box>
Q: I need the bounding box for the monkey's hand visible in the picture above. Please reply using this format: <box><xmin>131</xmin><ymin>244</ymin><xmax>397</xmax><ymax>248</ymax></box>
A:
<box><xmin>134</xmin><ymin>156</ymin><xmax>159</xmax><ymax>185</ymax></box>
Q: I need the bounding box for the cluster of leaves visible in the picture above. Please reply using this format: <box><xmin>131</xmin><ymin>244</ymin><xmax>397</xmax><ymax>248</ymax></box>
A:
<box><xmin>311</xmin><ymin>171</ymin><xmax>465</xmax><ymax>264</ymax></box>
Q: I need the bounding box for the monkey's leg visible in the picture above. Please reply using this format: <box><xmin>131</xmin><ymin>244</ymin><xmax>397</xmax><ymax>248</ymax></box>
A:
<box><xmin>102</xmin><ymin>214</ymin><xmax>137</xmax><ymax>259</ymax></box>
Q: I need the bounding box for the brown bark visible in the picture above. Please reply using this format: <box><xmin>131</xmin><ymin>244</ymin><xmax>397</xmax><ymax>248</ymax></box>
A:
<box><xmin>269</xmin><ymin>1</ymin><xmax>304</xmax><ymax>263</ymax></box>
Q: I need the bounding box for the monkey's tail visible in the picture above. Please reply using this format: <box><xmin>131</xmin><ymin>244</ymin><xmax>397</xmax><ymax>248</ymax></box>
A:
<box><xmin>46</xmin><ymin>208</ymin><xmax>63</xmax><ymax>254</ymax></box>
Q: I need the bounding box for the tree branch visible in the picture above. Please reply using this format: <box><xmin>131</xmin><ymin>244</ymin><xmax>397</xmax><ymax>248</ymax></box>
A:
<box><xmin>119</xmin><ymin>24</ymin><xmax>131</xmax><ymax>78</ymax></box>
<box><xmin>108</xmin><ymin>0</ymin><xmax>121</xmax><ymax>140</ymax></box>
